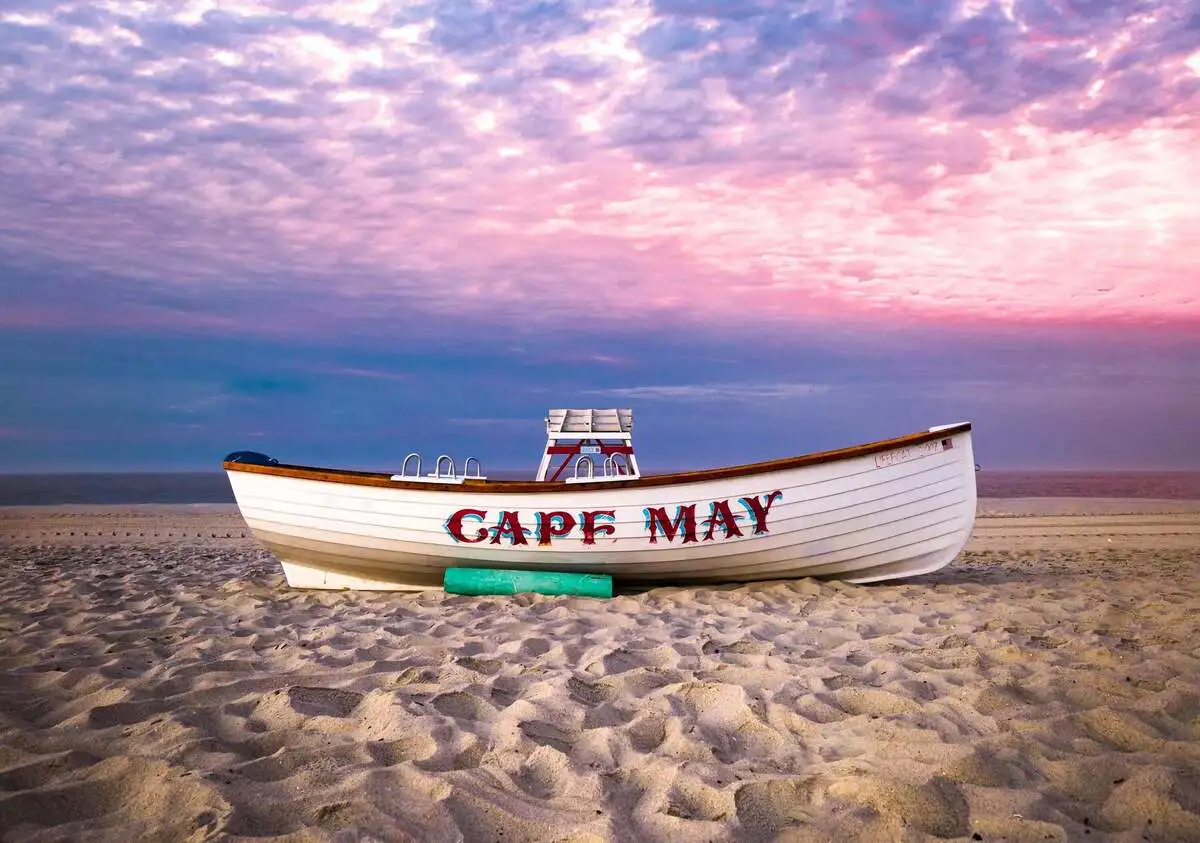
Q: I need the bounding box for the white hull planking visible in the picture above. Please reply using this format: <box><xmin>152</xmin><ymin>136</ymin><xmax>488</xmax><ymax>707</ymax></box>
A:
<box><xmin>225</xmin><ymin>427</ymin><xmax>978</xmax><ymax>590</ymax></box>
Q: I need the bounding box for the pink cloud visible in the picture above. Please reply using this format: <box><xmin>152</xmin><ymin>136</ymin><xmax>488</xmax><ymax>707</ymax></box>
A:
<box><xmin>0</xmin><ymin>0</ymin><xmax>1197</xmax><ymax>334</ymax></box>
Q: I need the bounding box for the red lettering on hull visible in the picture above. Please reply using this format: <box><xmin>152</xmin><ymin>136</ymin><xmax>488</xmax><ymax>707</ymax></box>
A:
<box><xmin>703</xmin><ymin>499</ymin><xmax>744</xmax><ymax>541</ymax></box>
<box><xmin>491</xmin><ymin>510</ymin><xmax>529</xmax><ymax>545</ymax></box>
<box><xmin>645</xmin><ymin>504</ymin><xmax>698</xmax><ymax>544</ymax></box>
<box><xmin>581</xmin><ymin>510</ymin><xmax>616</xmax><ymax>544</ymax></box>
<box><xmin>740</xmin><ymin>490</ymin><xmax>782</xmax><ymax>534</ymax></box>
<box><xmin>537</xmin><ymin>511</ymin><xmax>575</xmax><ymax>546</ymax></box>
<box><xmin>444</xmin><ymin>508</ymin><xmax>488</xmax><ymax>543</ymax></box>
<box><xmin>444</xmin><ymin>491</ymin><xmax>784</xmax><ymax>547</ymax></box>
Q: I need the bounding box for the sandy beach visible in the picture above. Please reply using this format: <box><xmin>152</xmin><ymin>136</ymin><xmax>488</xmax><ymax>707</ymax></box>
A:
<box><xmin>1</xmin><ymin>500</ymin><xmax>1198</xmax><ymax>843</ymax></box>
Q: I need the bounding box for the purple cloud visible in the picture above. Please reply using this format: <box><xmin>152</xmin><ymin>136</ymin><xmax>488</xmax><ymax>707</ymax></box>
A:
<box><xmin>650</xmin><ymin>0</ymin><xmax>768</xmax><ymax>20</ymax></box>
<box><xmin>0</xmin><ymin>0</ymin><xmax>1196</xmax><ymax>339</ymax></box>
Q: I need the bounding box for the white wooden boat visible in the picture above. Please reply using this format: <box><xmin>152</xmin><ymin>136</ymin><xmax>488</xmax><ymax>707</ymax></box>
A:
<box><xmin>222</xmin><ymin>409</ymin><xmax>977</xmax><ymax>591</ymax></box>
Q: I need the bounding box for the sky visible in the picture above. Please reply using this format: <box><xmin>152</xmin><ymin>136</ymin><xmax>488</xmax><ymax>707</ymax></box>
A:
<box><xmin>1</xmin><ymin>0</ymin><xmax>1198</xmax><ymax>473</ymax></box>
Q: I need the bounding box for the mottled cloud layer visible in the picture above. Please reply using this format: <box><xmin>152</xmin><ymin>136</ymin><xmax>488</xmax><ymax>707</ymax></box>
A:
<box><xmin>1</xmin><ymin>0</ymin><xmax>1198</xmax><ymax>331</ymax></box>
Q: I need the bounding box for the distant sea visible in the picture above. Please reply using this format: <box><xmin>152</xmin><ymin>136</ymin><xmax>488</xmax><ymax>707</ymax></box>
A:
<box><xmin>1</xmin><ymin>471</ymin><xmax>1199</xmax><ymax>506</ymax></box>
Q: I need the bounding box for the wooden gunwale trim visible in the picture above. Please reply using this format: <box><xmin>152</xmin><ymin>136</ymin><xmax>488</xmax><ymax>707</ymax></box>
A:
<box><xmin>222</xmin><ymin>423</ymin><xmax>971</xmax><ymax>494</ymax></box>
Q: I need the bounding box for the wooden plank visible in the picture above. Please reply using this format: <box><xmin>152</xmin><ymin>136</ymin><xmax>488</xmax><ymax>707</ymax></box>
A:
<box><xmin>223</xmin><ymin>423</ymin><xmax>973</xmax><ymax>495</ymax></box>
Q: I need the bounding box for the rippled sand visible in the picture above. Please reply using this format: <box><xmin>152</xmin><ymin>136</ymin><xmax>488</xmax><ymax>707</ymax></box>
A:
<box><xmin>1</xmin><ymin>500</ymin><xmax>1198</xmax><ymax>842</ymax></box>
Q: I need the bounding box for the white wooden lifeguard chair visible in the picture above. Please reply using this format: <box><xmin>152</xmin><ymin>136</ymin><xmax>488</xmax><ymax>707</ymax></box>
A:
<box><xmin>536</xmin><ymin>408</ymin><xmax>641</xmax><ymax>483</ymax></box>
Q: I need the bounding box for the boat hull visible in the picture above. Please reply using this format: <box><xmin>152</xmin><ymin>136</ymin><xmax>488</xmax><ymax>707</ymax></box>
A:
<box><xmin>224</xmin><ymin>425</ymin><xmax>978</xmax><ymax>590</ymax></box>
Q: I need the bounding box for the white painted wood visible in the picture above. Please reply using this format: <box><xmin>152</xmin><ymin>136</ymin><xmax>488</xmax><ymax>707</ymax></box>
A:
<box><xmin>546</xmin><ymin>408</ymin><xmax>633</xmax><ymax>435</ymax></box>
<box><xmin>537</xmin><ymin>408</ymin><xmax>639</xmax><ymax>481</ymax></box>
<box><xmin>226</xmin><ymin>426</ymin><xmax>977</xmax><ymax>590</ymax></box>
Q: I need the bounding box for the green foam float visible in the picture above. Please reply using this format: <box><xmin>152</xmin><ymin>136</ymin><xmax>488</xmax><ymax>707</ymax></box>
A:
<box><xmin>443</xmin><ymin>567</ymin><xmax>613</xmax><ymax>598</ymax></box>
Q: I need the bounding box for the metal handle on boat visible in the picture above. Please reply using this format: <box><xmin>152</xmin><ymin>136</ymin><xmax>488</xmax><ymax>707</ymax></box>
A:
<box><xmin>573</xmin><ymin>455</ymin><xmax>594</xmax><ymax>479</ymax></box>
<box><xmin>604</xmin><ymin>453</ymin><xmax>628</xmax><ymax>477</ymax></box>
<box><xmin>400</xmin><ymin>452</ymin><xmax>422</xmax><ymax>478</ymax></box>
<box><xmin>434</xmin><ymin>455</ymin><xmax>456</xmax><ymax>478</ymax></box>
<box><xmin>463</xmin><ymin>457</ymin><xmax>483</xmax><ymax>478</ymax></box>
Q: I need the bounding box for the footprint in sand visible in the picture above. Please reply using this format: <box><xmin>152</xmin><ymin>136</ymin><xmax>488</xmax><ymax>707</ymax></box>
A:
<box><xmin>432</xmin><ymin>691</ymin><xmax>496</xmax><ymax>722</ymax></box>
<box><xmin>1100</xmin><ymin>768</ymin><xmax>1200</xmax><ymax>842</ymax></box>
<box><xmin>830</xmin><ymin>687</ymin><xmax>920</xmax><ymax>717</ymax></box>
<box><xmin>514</xmin><ymin>746</ymin><xmax>570</xmax><ymax>799</ymax></box>
<box><xmin>286</xmin><ymin>686</ymin><xmax>363</xmax><ymax>718</ymax></box>
<box><xmin>518</xmin><ymin>719</ymin><xmax>578</xmax><ymax>755</ymax></box>
<box><xmin>0</xmin><ymin>756</ymin><xmax>231</xmax><ymax>840</ymax></box>
<box><xmin>567</xmin><ymin>676</ymin><xmax>617</xmax><ymax>707</ymax></box>
<box><xmin>665</xmin><ymin>773</ymin><xmax>732</xmax><ymax>822</ymax></box>
<box><xmin>367</xmin><ymin>733</ymin><xmax>438</xmax><ymax>766</ymax></box>
<box><xmin>826</xmin><ymin>773</ymin><xmax>970</xmax><ymax>839</ymax></box>
<box><xmin>519</xmin><ymin>637</ymin><xmax>554</xmax><ymax>657</ymax></box>
<box><xmin>0</xmin><ymin>750</ymin><xmax>101</xmax><ymax>792</ymax></box>
<box><xmin>625</xmin><ymin>712</ymin><xmax>669</xmax><ymax>753</ymax></box>
<box><xmin>734</xmin><ymin>776</ymin><xmax>826</xmax><ymax>837</ymax></box>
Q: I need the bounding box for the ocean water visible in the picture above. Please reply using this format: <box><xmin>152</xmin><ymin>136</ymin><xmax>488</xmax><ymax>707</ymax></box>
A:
<box><xmin>1</xmin><ymin>470</ymin><xmax>1199</xmax><ymax>506</ymax></box>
